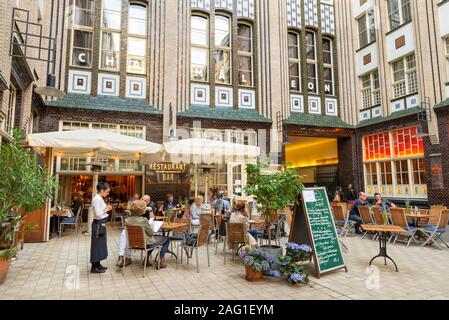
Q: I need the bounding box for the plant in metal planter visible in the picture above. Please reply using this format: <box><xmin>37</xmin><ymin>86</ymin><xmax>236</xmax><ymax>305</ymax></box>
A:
<box><xmin>0</xmin><ymin>130</ymin><xmax>55</xmax><ymax>284</ymax></box>
<box><xmin>245</xmin><ymin>162</ymin><xmax>303</xmax><ymax>249</ymax></box>
<box><xmin>277</xmin><ymin>242</ymin><xmax>312</xmax><ymax>285</ymax></box>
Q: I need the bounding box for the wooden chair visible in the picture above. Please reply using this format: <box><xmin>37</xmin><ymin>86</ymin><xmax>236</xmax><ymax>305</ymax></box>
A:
<box><xmin>331</xmin><ymin>204</ymin><xmax>354</xmax><ymax>238</ymax></box>
<box><xmin>215</xmin><ymin>215</ymin><xmax>227</xmax><ymax>254</ymax></box>
<box><xmin>358</xmin><ymin>206</ymin><xmax>375</xmax><ymax>239</ymax></box>
<box><xmin>390</xmin><ymin>208</ymin><xmax>419</xmax><ymax>247</ymax></box>
<box><xmin>224</xmin><ymin>222</ymin><xmax>246</xmax><ymax>265</ymax></box>
<box><xmin>420</xmin><ymin>210</ymin><xmax>449</xmax><ymax>249</ymax></box>
<box><xmin>180</xmin><ymin>223</ymin><xmax>210</xmax><ymax>272</ymax></box>
<box><xmin>425</xmin><ymin>206</ymin><xmax>447</xmax><ymax>227</ymax></box>
<box><xmin>371</xmin><ymin>206</ymin><xmax>387</xmax><ymax>226</ymax></box>
<box><xmin>123</xmin><ymin>225</ymin><xmax>163</xmax><ymax>278</ymax></box>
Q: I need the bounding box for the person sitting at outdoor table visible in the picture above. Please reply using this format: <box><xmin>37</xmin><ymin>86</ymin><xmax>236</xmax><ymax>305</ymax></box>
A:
<box><xmin>142</xmin><ymin>195</ymin><xmax>157</xmax><ymax>220</ymax></box>
<box><xmin>71</xmin><ymin>192</ymin><xmax>84</xmax><ymax>215</ymax></box>
<box><xmin>230</xmin><ymin>202</ymin><xmax>261</xmax><ymax>246</ymax></box>
<box><xmin>372</xmin><ymin>193</ymin><xmax>396</xmax><ymax>210</ymax></box>
<box><xmin>116</xmin><ymin>200</ymin><xmax>170</xmax><ymax>269</ymax></box>
<box><xmin>348</xmin><ymin>192</ymin><xmax>368</xmax><ymax>235</ymax></box>
<box><xmin>213</xmin><ymin>194</ymin><xmax>232</xmax><ymax>223</ymax></box>
<box><xmin>190</xmin><ymin>196</ymin><xmax>208</xmax><ymax>227</ymax></box>
<box><xmin>163</xmin><ymin>194</ymin><xmax>181</xmax><ymax>212</ymax></box>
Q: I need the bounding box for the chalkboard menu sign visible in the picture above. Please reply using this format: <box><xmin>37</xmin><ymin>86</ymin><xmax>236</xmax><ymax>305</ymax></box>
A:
<box><xmin>290</xmin><ymin>187</ymin><xmax>347</xmax><ymax>278</ymax></box>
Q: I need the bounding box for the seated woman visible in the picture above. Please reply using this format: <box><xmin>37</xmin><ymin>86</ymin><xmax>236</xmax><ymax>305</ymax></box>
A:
<box><xmin>230</xmin><ymin>202</ymin><xmax>260</xmax><ymax>247</ymax></box>
<box><xmin>116</xmin><ymin>200</ymin><xmax>170</xmax><ymax>269</ymax></box>
<box><xmin>189</xmin><ymin>196</ymin><xmax>206</xmax><ymax>227</ymax></box>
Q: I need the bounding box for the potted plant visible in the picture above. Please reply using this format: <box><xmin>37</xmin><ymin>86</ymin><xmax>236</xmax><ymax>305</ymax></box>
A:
<box><xmin>239</xmin><ymin>246</ymin><xmax>273</xmax><ymax>282</ymax></box>
<box><xmin>245</xmin><ymin>162</ymin><xmax>303</xmax><ymax>266</ymax></box>
<box><xmin>277</xmin><ymin>242</ymin><xmax>312</xmax><ymax>285</ymax></box>
<box><xmin>0</xmin><ymin>130</ymin><xmax>55</xmax><ymax>285</ymax></box>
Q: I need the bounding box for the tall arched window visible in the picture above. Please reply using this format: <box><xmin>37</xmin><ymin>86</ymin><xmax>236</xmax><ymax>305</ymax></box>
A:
<box><xmin>215</xmin><ymin>15</ymin><xmax>231</xmax><ymax>84</ymax></box>
<box><xmin>191</xmin><ymin>16</ymin><xmax>209</xmax><ymax>82</ymax></box>
<box><xmin>237</xmin><ymin>23</ymin><xmax>253</xmax><ymax>87</ymax></box>
<box><xmin>305</xmin><ymin>31</ymin><xmax>317</xmax><ymax>93</ymax></box>
<box><xmin>100</xmin><ymin>0</ymin><xmax>121</xmax><ymax>71</ymax></box>
<box><xmin>323</xmin><ymin>38</ymin><xmax>334</xmax><ymax>95</ymax></box>
<box><xmin>127</xmin><ymin>3</ymin><xmax>147</xmax><ymax>74</ymax></box>
<box><xmin>288</xmin><ymin>32</ymin><xmax>301</xmax><ymax>92</ymax></box>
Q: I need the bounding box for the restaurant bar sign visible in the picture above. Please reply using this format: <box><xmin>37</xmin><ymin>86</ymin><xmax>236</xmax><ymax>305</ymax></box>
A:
<box><xmin>147</xmin><ymin>162</ymin><xmax>187</xmax><ymax>183</ymax></box>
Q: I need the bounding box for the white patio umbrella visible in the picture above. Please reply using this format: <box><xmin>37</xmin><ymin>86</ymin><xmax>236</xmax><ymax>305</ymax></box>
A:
<box><xmin>27</xmin><ymin>129</ymin><xmax>162</xmax><ymax>156</ymax></box>
<box><xmin>27</xmin><ymin>129</ymin><xmax>163</xmax><ymax>237</ymax></box>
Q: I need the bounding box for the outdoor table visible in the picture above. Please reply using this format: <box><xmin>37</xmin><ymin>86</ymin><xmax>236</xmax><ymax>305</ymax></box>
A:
<box><xmin>50</xmin><ymin>208</ymin><xmax>73</xmax><ymax>237</ymax></box>
<box><xmin>158</xmin><ymin>222</ymin><xmax>189</xmax><ymax>264</ymax></box>
<box><xmin>248</xmin><ymin>219</ymin><xmax>265</xmax><ymax>228</ymax></box>
<box><xmin>405</xmin><ymin>214</ymin><xmax>430</xmax><ymax>228</ymax></box>
<box><xmin>361</xmin><ymin>224</ymin><xmax>406</xmax><ymax>272</ymax></box>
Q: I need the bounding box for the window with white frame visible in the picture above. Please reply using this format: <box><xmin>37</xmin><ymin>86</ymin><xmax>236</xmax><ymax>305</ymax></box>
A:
<box><xmin>387</xmin><ymin>0</ymin><xmax>411</xmax><ymax>31</ymax></box>
<box><xmin>237</xmin><ymin>23</ymin><xmax>253</xmax><ymax>87</ymax></box>
<box><xmin>306</xmin><ymin>31</ymin><xmax>317</xmax><ymax>94</ymax></box>
<box><xmin>361</xmin><ymin>70</ymin><xmax>380</xmax><ymax>109</ymax></box>
<box><xmin>215</xmin><ymin>15</ymin><xmax>231</xmax><ymax>84</ymax></box>
<box><xmin>358</xmin><ymin>9</ymin><xmax>376</xmax><ymax>48</ymax></box>
<box><xmin>191</xmin><ymin>15</ymin><xmax>209</xmax><ymax>82</ymax></box>
<box><xmin>288</xmin><ymin>32</ymin><xmax>301</xmax><ymax>92</ymax></box>
<box><xmin>127</xmin><ymin>3</ymin><xmax>147</xmax><ymax>74</ymax></box>
<box><xmin>323</xmin><ymin>38</ymin><xmax>334</xmax><ymax>96</ymax></box>
<box><xmin>392</xmin><ymin>53</ymin><xmax>417</xmax><ymax>99</ymax></box>
<box><xmin>71</xmin><ymin>5</ymin><xmax>94</xmax><ymax>69</ymax></box>
<box><xmin>100</xmin><ymin>0</ymin><xmax>121</xmax><ymax>71</ymax></box>
<box><xmin>6</xmin><ymin>85</ymin><xmax>17</xmax><ymax>136</ymax></box>
<box><xmin>363</xmin><ymin>126</ymin><xmax>426</xmax><ymax>198</ymax></box>
<box><xmin>61</xmin><ymin>121</ymin><xmax>145</xmax><ymax>140</ymax></box>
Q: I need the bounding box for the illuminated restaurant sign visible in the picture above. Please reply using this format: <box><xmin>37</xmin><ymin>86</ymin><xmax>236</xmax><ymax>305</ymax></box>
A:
<box><xmin>147</xmin><ymin>162</ymin><xmax>187</xmax><ymax>183</ymax></box>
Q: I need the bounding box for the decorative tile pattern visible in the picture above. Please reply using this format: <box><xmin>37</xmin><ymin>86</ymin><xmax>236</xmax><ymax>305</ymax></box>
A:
<box><xmin>407</xmin><ymin>95</ymin><xmax>420</xmax><ymax>109</ymax></box>
<box><xmin>391</xmin><ymin>99</ymin><xmax>405</xmax><ymax>112</ymax></box>
<box><xmin>215</xmin><ymin>87</ymin><xmax>233</xmax><ymax>107</ymax></box>
<box><xmin>68</xmin><ymin>70</ymin><xmax>91</xmax><ymax>95</ymax></box>
<box><xmin>372</xmin><ymin>106</ymin><xmax>382</xmax><ymax>118</ymax></box>
<box><xmin>321</xmin><ymin>4</ymin><xmax>335</xmax><ymax>35</ymax></box>
<box><xmin>287</xmin><ymin>0</ymin><xmax>302</xmax><ymax>29</ymax></box>
<box><xmin>215</xmin><ymin>0</ymin><xmax>233</xmax><ymax>10</ymax></box>
<box><xmin>237</xmin><ymin>0</ymin><xmax>255</xmax><ymax>19</ymax></box>
<box><xmin>98</xmin><ymin>74</ymin><xmax>119</xmax><ymax>96</ymax></box>
<box><xmin>325</xmin><ymin>98</ymin><xmax>337</xmax><ymax>116</ymax></box>
<box><xmin>308</xmin><ymin>96</ymin><xmax>321</xmax><ymax>114</ymax></box>
<box><xmin>238</xmin><ymin>89</ymin><xmax>255</xmax><ymax>109</ymax></box>
<box><xmin>290</xmin><ymin>94</ymin><xmax>304</xmax><ymax>113</ymax></box>
<box><xmin>361</xmin><ymin>110</ymin><xmax>371</xmax><ymax>121</ymax></box>
<box><xmin>304</xmin><ymin>0</ymin><xmax>318</xmax><ymax>27</ymax></box>
<box><xmin>191</xmin><ymin>0</ymin><xmax>211</xmax><ymax>11</ymax></box>
<box><xmin>126</xmin><ymin>77</ymin><xmax>146</xmax><ymax>99</ymax></box>
<box><xmin>191</xmin><ymin>84</ymin><xmax>210</xmax><ymax>106</ymax></box>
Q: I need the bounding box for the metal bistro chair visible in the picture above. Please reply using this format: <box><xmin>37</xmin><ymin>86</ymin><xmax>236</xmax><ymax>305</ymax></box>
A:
<box><xmin>180</xmin><ymin>223</ymin><xmax>210</xmax><ymax>273</ymax></box>
<box><xmin>59</xmin><ymin>206</ymin><xmax>83</xmax><ymax>237</ymax></box>
<box><xmin>200</xmin><ymin>211</ymin><xmax>215</xmax><ymax>242</ymax></box>
<box><xmin>110</xmin><ymin>205</ymin><xmax>125</xmax><ymax>228</ymax></box>
<box><xmin>390</xmin><ymin>208</ymin><xmax>419</xmax><ymax>247</ymax></box>
<box><xmin>171</xmin><ymin>218</ymin><xmax>191</xmax><ymax>255</ymax></box>
<box><xmin>224</xmin><ymin>222</ymin><xmax>247</xmax><ymax>265</ymax></box>
<box><xmin>215</xmin><ymin>215</ymin><xmax>227</xmax><ymax>255</ymax></box>
<box><xmin>420</xmin><ymin>210</ymin><xmax>449</xmax><ymax>249</ymax></box>
<box><xmin>358</xmin><ymin>206</ymin><xmax>375</xmax><ymax>240</ymax></box>
<box><xmin>331</xmin><ymin>204</ymin><xmax>354</xmax><ymax>238</ymax></box>
<box><xmin>122</xmin><ymin>225</ymin><xmax>164</xmax><ymax>278</ymax></box>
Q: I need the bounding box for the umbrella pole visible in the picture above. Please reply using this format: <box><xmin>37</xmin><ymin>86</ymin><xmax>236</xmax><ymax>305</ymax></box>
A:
<box><xmin>205</xmin><ymin>175</ymin><xmax>208</xmax><ymax>205</ymax></box>
<box><xmin>194</xmin><ymin>164</ymin><xmax>198</xmax><ymax>199</ymax></box>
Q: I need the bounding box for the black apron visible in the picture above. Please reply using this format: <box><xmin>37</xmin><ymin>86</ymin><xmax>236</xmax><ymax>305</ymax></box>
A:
<box><xmin>90</xmin><ymin>218</ymin><xmax>108</xmax><ymax>263</ymax></box>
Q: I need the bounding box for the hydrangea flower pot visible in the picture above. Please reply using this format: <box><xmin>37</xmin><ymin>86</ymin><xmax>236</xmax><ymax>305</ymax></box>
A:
<box><xmin>245</xmin><ymin>265</ymin><xmax>263</xmax><ymax>282</ymax></box>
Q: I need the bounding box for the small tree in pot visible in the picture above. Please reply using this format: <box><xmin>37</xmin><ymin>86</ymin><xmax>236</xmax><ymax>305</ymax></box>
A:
<box><xmin>0</xmin><ymin>130</ymin><xmax>55</xmax><ymax>284</ymax></box>
<box><xmin>245</xmin><ymin>162</ymin><xmax>303</xmax><ymax>259</ymax></box>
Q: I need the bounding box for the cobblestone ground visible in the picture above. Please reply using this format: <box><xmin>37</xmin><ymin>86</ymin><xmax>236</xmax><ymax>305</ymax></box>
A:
<box><xmin>1</xmin><ymin>226</ymin><xmax>449</xmax><ymax>300</ymax></box>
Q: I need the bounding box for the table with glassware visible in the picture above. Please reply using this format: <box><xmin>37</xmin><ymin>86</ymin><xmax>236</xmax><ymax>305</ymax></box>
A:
<box><xmin>50</xmin><ymin>207</ymin><xmax>74</xmax><ymax>237</ymax></box>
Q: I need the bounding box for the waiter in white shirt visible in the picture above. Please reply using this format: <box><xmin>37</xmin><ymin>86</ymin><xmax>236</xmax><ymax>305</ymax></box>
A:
<box><xmin>90</xmin><ymin>182</ymin><xmax>112</xmax><ymax>274</ymax></box>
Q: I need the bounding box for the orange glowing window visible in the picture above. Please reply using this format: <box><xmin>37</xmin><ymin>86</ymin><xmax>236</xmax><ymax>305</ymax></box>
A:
<box><xmin>364</xmin><ymin>132</ymin><xmax>391</xmax><ymax>161</ymax></box>
<box><xmin>392</xmin><ymin>127</ymin><xmax>424</xmax><ymax>157</ymax></box>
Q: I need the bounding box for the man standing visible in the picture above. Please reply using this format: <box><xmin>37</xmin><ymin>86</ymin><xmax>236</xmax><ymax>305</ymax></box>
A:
<box><xmin>348</xmin><ymin>192</ymin><xmax>369</xmax><ymax>235</ymax></box>
<box><xmin>346</xmin><ymin>184</ymin><xmax>357</xmax><ymax>204</ymax></box>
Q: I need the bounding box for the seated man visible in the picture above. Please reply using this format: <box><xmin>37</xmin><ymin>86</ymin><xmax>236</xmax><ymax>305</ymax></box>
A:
<box><xmin>348</xmin><ymin>192</ymin><xmax>369</xmax><ymax>235</ymax></box>
<box><xmin>116</xmin><ymin>200</ymin><xmax>170</xmax><ymax>268</ymax></box>
<box><xmin>142</xmin><ymin>195</ymin><xmax>157</xmax><ymax>220</ymax></box>
<box><xmin>163</xmin><ymin>194</ymin><xmax>180</xmax><ymax>211</ymax></box>
<box><xmin>373</xmin><ymin>193</ymin><xmax>396</xmax><ymax>210</ymax></box>
<box><xmin>212</xmin><ymin>194</ymin><xmax>232</xmax><ymax>220</ymax></box>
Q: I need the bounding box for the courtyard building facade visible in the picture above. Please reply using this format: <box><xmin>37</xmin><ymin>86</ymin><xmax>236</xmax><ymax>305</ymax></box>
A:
<box><xmin>2</xmin><ymin>0</ymin><xmax>449</xmax><ymax>241</ymax></box>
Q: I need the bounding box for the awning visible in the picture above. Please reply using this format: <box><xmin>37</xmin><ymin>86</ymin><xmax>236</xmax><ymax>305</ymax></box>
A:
<box><xmin>158</xmin><ymin>138</ymin><xmax>260</xmax><ymax>164</ymax></box>
<box><xmin>27</xmin><ymin>129</ymin><xmax>162</xmax><ymax>157</ymax></box>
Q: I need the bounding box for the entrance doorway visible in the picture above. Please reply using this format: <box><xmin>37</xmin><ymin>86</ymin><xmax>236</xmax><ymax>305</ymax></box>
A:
<box><xmin>286</xmin><ymin>136</ymin><xmax>339</xmax><ymax>195</ymax></box>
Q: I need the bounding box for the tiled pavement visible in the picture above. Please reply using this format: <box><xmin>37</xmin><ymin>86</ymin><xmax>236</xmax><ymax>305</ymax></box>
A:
<box><xmin>1</xmin><ymin>226</ymin><xmax>449</xmax><ymax>300</ymax></box>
